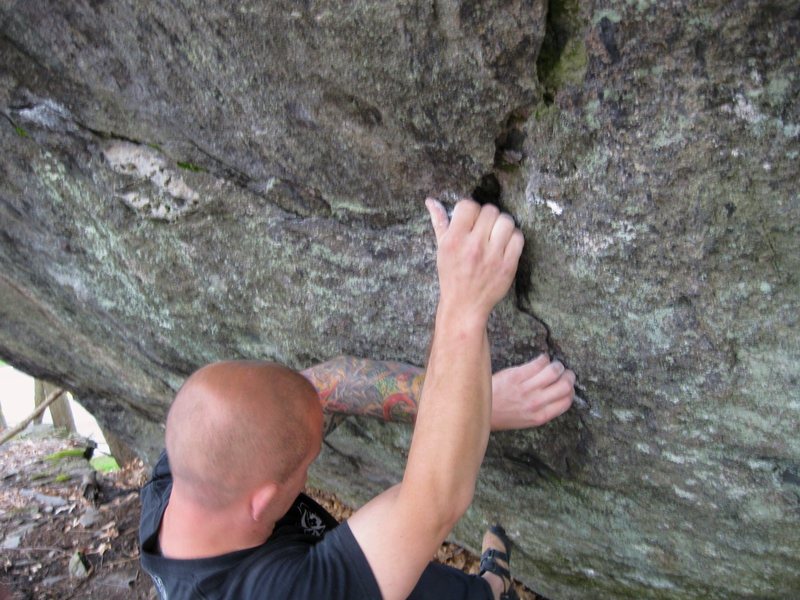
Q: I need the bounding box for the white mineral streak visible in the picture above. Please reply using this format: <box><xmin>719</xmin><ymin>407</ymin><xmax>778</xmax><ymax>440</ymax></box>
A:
<box><xmin>546</xmin><ymin>199</ymin><xmax>564</xmax><ymax>215</ymax></box>
<box><xmin>575</xmin><ymin>219</ymin><xmax>637</xmax><ymax>259</ymax></box>
<box><xmin>732</xmin><ymin>93</ymin><xmax>766</xmax><ymax>124</ymax></box>
<box><xmin>526</xmin><ymin>169</ymin><xmax>642</xmax><ymax>262</ymax></box>
<box><xmin>18</xmin><ymin>99</ymin><xmax>77</xmax><ymax>131</ymax></box>
<box><xmin>524</xmin><ymin>172</ymin><xmax>564</xmax><ymax>216</ymax></box>
<box><xmin>50</xmin><ymin>269</ymin><xmax>90</xmax><ymax>302</ymax></box>
<box><xmin>673</xmin><ymin>486</ymin><xmax>696</xmax><ymax>501</ymax></box>
<box><xmin>102</xmin><ymin>141</ymin><xmax>199</xmax><ymax>220</ymax></box>
<box><xmin>581</xmin><ymin>568</ymin><xmax>599</xmax><ymax>578</ymax></box>
<box><xmin>663</xmin><ymin>451</ymin><xmax>687</xmax><ymax>464</ymax></box>
<box><xmin>262</xmin><ymin>177</ymin><xmax>279</xmax><ymax>193</ymax></box>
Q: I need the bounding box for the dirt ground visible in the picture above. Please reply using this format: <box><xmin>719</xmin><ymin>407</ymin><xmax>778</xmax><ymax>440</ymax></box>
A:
<box><xmin>1</xmin><ymin>428</ymin><xmax>540</xmax><ymax>599</ymax></box>
<box><xmin>0</xmin><ymin>429</ymin><xmax>149</xmax><ymax>600</ymax></box>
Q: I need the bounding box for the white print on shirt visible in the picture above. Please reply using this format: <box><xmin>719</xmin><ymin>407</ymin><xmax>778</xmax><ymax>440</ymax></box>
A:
<box><xmin>297</xmin><ymin>502</ymin><xmax>327</xmax><ymax>537</ymax></box>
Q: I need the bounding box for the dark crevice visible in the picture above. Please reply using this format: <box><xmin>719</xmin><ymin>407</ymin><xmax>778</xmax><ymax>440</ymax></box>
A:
<box><xmin>77</xmin><ymin>121</ymin><xmax>151</xmax><ymax>148</ymax></box>
<box><xmin>493</xmin><ymin>108</ymin><xmax>529</xmax><ymax>170</ymax></box>
<box><xmin>323</xmin><ymin>414</ymin><xmax>348</xmax><ymax>438</ymax></box>
<box><xmin>471</xmin><ymin>107</ymin><xmax>530</xmax><ymax>205</ymax></box>
<box><xmin>10</xmin><ymin>101</ymin><xmax>416</xmax><ymax>228</ymax></box>
<box><xmin>598</xmin><ymin>17</ymin><xmax>621</xmax><ymax>64</ymax></box>
<box><xmin>0</xmin><ymin>111</ymin><xmax>27</xmax><ymax>136</ymax></box>
<box><xmin>471</xmin><ymin>173</ymin><xmax>502</xmax><ymax>205</ymax></box>
<box><xmin>469</xmin><ymin>96</ymin><xmax>598</xmax><ymax>416</ymax></box>
<box><xmin>185</xmin><ymin>139</ymin><xmax>251</xmax><ymax>189</ymax></box>
<box><xmin>106</xmin><ymin>137</ymin><xmax>418</xmax><ymax>229</ymax></box>
<box><xmin>513</xmin><ymin>253</ymin><xmax>535</xmax><ymax>310</ymax></box>
<box><xmin>321</xmin><ymin>439</ymin><xmax>363</xmax><ymax>471</ymax></box>
<box><xmin>170</xmin><ymin>140</ymin><xmax>420</xmax><ymax>228</ymax></box>
<box><xmin>0</xmin><ymin>30</ymin><xmax>57</xmax><ymax>82</ymax></box>
<box><xmin>504</xmin><ymin>449</ymin><xmax>561</xmax><ymax>481</ymax></box>
<box><xmin>100</xmin><ymin>132</ymin><xmax>315</xmax><ymax>222</ymax></box>
<box><xmin>515</xmin><ymin>290</ymin><xmax>592</xmax><ymax>414</ymax></box>
<box><xmin>536</xmin><ymin>0</ymin><xmax>583</xmax><ymax>104</ymax></box>
<box><xmin>456</xmin><ymin>6</ymin><xmax>594</xmax><ymax>417</ymax></box>
<box><xmin>494</xmin><ymin>444</ymin><xmax>561</xmax><ymax>483</ymax></box>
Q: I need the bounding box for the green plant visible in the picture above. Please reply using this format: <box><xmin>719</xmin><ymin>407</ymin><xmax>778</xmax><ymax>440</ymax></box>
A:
<box><xmin>176</xmin><ymin>161</ymin><xmax>205</xmax><ymax>172</ymax></box>
<box><xmin>90</xmin><ymin>455</ymin><xmax>120</xmax><ymax>472</ymax></box>
<box><xmin>45</xmin><ymin>448</ymin><xmax>86</xmax><ymax>461</ymax></box>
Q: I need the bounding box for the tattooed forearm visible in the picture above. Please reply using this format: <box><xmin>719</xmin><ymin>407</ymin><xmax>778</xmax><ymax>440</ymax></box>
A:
<box><xmin>302</xmin><ymin>356</ymin><xmax>424</xmax><ymax>424</ymax></box>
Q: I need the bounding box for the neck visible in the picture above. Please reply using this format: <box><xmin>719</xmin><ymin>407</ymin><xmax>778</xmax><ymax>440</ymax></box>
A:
<box><xmin>159</xmin><ymin>487</ymin><xmax>275</xmax><ymax>560</ymax></box>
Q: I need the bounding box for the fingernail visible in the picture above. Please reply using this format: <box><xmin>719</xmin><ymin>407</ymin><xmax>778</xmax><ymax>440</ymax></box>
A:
<box><xmin>551</xmin><ymin>361</ymin><xmax>564</xmax><ymax>374</ymax></box>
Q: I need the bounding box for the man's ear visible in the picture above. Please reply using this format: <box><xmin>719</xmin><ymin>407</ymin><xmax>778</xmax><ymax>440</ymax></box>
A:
<box><xmin>249</xmin><ymin>481</ymin><xmax>279</xmax><ymax>522</ymax></box>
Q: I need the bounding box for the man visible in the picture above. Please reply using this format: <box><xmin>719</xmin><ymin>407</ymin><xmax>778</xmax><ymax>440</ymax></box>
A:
<box><xmin>140</xmin><ymin>199</ymin><xmax>575</xmax><ymax>599</ymax></box>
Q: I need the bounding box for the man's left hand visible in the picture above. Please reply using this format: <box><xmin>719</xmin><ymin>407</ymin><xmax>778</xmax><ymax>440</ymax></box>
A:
<box><xmin>491</xmin><ymin>354</ymin><xmax>575</xmax><ymax>430</ymax></box>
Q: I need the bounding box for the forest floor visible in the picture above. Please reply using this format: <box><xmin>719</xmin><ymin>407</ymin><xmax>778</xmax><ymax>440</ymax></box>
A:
<box><xmin>0</xmin><ymin>427</ymin><xmax>540</xmax><ymax>599</ymax></box>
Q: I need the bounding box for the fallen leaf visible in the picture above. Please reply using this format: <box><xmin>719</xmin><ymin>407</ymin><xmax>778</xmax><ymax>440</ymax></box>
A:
<box><xmin>93</xmin><ymin>541</ymin><xmax>111</xmax><ymax>558</ymax></box>
<box><xmin>68</xmin><ymin>551</ymin><xmax>92</xmax><ymax>578</ymax></box>
<box><xmin>55</xmin><ymin>503</ymin><xmax>75</xmax><ymax>515</ymax></box>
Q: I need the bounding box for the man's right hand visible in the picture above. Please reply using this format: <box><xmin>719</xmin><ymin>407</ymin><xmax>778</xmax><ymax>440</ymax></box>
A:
<box><xmin>425</xmin><ymin>198</ymin><xmax>524</xmax><ymax>323</ymax></box>
<box><xmin>348</xmin><ymin>198</ymin><xmax>526</xmax><ymax>600</ymax></box>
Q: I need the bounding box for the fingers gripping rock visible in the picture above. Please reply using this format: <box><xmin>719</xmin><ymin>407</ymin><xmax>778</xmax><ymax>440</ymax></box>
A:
<box><xmin>426</xmin><ymin>198</ymin><xmax>524</xmax><ymax>320</ymax></box>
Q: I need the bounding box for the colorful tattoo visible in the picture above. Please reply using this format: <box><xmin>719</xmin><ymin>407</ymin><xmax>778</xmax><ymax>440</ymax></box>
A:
<box><xmin>302</xmin><ymin>356</ymin><xmax>424</xmax><ymax>424</ymax></box>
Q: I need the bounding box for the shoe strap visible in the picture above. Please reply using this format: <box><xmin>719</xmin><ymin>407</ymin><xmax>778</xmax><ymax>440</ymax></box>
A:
<box><xmin>479</xmin><ymin>548</ymin><xmax>511</xmax><ymax>580</ymax></box>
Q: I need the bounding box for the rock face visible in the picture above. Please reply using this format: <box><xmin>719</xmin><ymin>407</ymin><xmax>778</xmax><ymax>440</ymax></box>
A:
<box><xmin>1</xmin><ymin>1</ymin><xmax>798</xmax><ymax>598</ymax></box>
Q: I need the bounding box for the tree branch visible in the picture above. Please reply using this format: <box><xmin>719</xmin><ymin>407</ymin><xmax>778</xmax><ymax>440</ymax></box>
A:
<box><xmin>0</xmin><ymin>388</ymin><xmax>65</xmax><ymax>446</ymax></box>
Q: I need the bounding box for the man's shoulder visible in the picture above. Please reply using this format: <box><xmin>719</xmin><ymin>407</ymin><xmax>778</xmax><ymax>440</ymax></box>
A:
<box><xmin>138</xmin><ymin>482</ymin><xmax>380</xmax><ymax>600</ymax></box>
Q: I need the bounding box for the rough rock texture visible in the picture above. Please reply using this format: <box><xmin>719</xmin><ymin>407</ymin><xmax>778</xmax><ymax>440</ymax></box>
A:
<box><xmin>1</xmin><ymin>1</ymin><xmax>798</xmax><ymax>598</ymax></box>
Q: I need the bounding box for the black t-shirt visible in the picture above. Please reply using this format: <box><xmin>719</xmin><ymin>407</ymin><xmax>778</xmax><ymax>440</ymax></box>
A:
<box><xmin>139</xmin><ymin>452</ymin><xmax>492</xmax><ymax>600</ymax></box>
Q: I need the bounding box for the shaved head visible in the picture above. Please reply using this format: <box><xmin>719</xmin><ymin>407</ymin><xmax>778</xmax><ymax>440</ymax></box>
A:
<box><xmin>165</xmin><ymin>361</ymin><xmax>323</xmax><ymax>509</ymax></box>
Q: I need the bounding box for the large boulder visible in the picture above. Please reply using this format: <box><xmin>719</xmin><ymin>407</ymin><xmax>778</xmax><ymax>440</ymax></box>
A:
<box><xmin>1</xmin><ymin>1</ymin><xmax>797</xmax><ymax>597</ymax></box>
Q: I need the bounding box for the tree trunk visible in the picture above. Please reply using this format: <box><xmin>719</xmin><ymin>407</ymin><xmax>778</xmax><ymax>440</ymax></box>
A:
<box><xmin>100</xmin><ymin>426</ymin><xmax>139</xmax><ymax>466</ymax></box>
<box><xmin>33</xmin><ymin>379</ymin><xmax>45</xmax><ymax>424</ymax></box>
<box><xmin>34</xmin><ymin>379</ymin><xmax>76</xmax><ymax>433</ymax></box>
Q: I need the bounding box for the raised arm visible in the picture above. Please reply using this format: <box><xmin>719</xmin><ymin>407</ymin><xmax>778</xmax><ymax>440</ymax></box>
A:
<box><xmin>302</xmin><ymin>353</ymin><xmax>575</xmax><ymax>431</ymax></box>
<box><xmin>347</xmin><ymin>199</ymin><xmax>524</xmax><ymax>599</ymax></box>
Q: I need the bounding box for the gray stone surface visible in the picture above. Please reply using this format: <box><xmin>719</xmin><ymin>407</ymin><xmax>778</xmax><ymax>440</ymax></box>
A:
<box><xmin>1</xmin><ymin>1</ymin><xmax>798</xmax><ymax>597</ymax></box>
